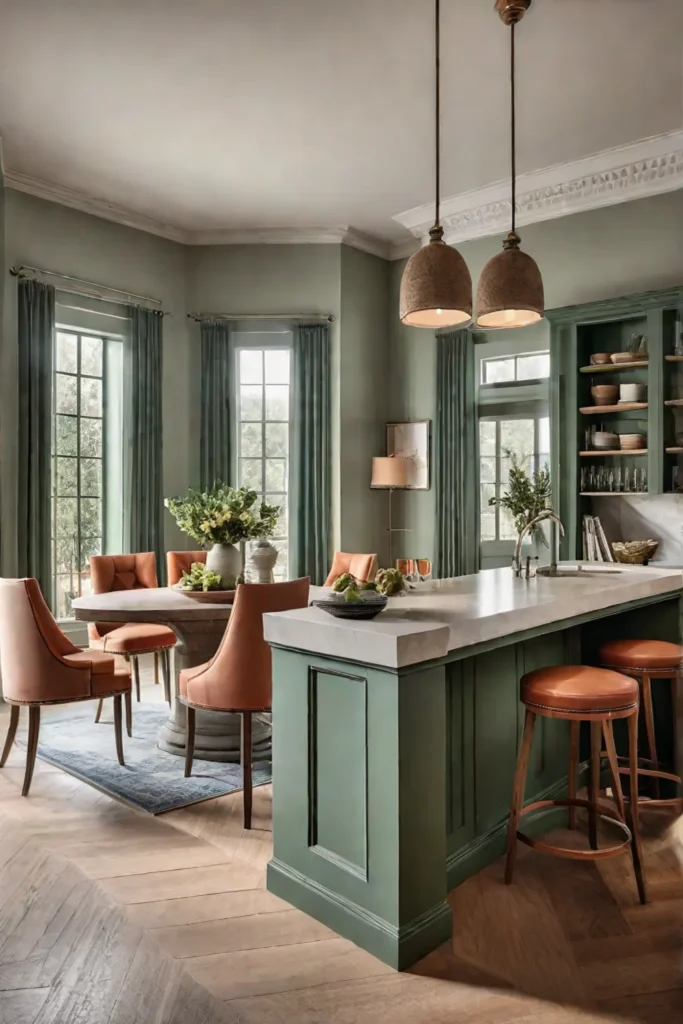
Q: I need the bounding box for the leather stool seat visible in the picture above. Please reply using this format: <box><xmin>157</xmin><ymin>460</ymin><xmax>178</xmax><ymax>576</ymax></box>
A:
<box><xmin>522</xmin><ymin>665</ymin><xmax>638</xmax><ymax>714</ymax></box>
<box><xmin>599</xmin><ymin>639</ymin><xmax>683</xmax><ymax>671</ymax></box>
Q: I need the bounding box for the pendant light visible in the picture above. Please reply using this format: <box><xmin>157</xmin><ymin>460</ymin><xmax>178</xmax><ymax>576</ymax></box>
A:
<box><xmin>476</xmin><ymin>0</ymin><xmax>544</xmax><ymax>329</ymax></box>
<box><xmin>399</xmin><ymin>0</ymin><xmax>472</xmax><ymax>328</ymax></box>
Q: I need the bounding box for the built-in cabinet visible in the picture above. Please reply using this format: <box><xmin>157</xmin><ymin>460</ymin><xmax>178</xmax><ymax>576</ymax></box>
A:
<box><xmin>549</xmin><ymin>287</ymin><xmax>683</xmax><ymax>560</ymax></box>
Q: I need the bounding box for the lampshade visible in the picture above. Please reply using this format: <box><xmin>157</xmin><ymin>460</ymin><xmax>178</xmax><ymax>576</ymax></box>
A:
<box><xmin>400</xmin><ymin>227</ymin><xmax>473</xmax><ymax>328</ymax></box>
<box><xmin>475</xmin><ymin>234</ymin><xmax>544</xmax><ymax>329</ymax></box>
<box><xmin>371</xmin><ymin>456</ymin><xmax>412</xmax><ymax>489</ymax></box>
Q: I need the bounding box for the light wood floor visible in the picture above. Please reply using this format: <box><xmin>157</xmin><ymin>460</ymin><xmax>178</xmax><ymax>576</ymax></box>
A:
<box><xmin>0</xmin><ymin>660</ymin><xmax>681</xmax><ymax>1023</ymax></box>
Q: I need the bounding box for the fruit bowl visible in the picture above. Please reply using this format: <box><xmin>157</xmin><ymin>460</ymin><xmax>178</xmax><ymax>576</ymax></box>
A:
<box><xmin>612</xmin><ymin>540</ymin><xmax>658</xmax><ymax>565</ymax></box>
<box><xmin>313</xmin><ymin>593</ymin><xmax>388</xmax><ymax>620</ymax></box>
<box><xmin>180</xmin><ymin>589</ymin><xmax>236</xmax><ymax>603</ymax></box>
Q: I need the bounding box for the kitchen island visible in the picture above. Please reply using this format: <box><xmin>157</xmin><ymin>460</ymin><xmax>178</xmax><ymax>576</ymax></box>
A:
<box><xmin>263</xmin><ymin>565</ymin><xmax>683</xmax><ymax>970</ymax></box>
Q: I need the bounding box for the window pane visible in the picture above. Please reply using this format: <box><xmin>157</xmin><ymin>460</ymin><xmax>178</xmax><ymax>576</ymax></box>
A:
<box><xmin>265</xmin><ymin>422</ymin><xmax>288</xmax><ymax>457</ymax></box>
<box><xmin>265</xmin><ymin>459</ymin><xmax>287</xmax><ymax>492</ymax></box>
<box><xmin>55</xmin><ymin>497</ymin><xmax>78</xmax><ymax>538</ymax></box>
<box><xmin>272</xmin><ymin>540</ymin><xmax>288</xmax><ymax>576</ymax></box>
<box><xmin>56</xmin><ymin>374</ymin><xmax>78</xmax><ymax>415</ymax></box>
<box><xmin>265</xmin><ymin>350</ymin><xmax>290</xmax><ymax>385</ymax></box>
<box><xmin>479</xmin><ymin>421</ymin><xmax>496</xmax><ymax>456</ymax></box>
<box><xmin>500</xmin><ymin>419</ymin><xmax>534</xmax><ymax>461</ymax></box>
<box><xmin>80</xmin><ymin>418</ymin><xmax>102</xmax><ymax>457</ymax></box>
<box><xmin>480</xmin><ymin>457</ymin><xmax>496</xmax><ymax>484</ymax></box>
<box><xmin>240</xmin><ymin>458</ymin><xmax>262</xmax><ymax>490</ymax></box>
<box><xmin>480</xmin><ymin>512</ymin><xmax>497</xmax><ymax>542</ymax></box>
<box><xmin>239</xmin><ymin>350</ymin><xmax>263</xmax><ymax>385</ymax></box>
<box><xmin>483</xmin><ymin>358</ymin><xmax>515</xmax><ymax>384</ymax></box>
<box><xmin>81</xmin><ymin>336</ymin><xmax>103</xmax><ymax>377</ymax></box>
<box><xmin>80</xmin><ymin>458</ymin><xmax>102</xmax><ymax>497</ymax></box>
<box><xmin>265</xmin><ymin>385</ymin><xmax>289</xmax><ymax>420</ymax></box>
<box><xmin>517</xmin><ymin>353</ymin><xmax>550</xmax><ymax>381</ymax></box>
<box><xmin>240</xmin><ymin>422</ymin><xmax>262</xmax><ymax>458</ymax></box>
<box><xmin>80</xmin><ymin>536</ymin><xmax>101</xmax><ymax>572</ymax></box>
<box><xmin>56</xmin><ymin>333</ymin><xmax>77</xmax><ymax>373</ymax></box>
<box><xmin>54</xmin><ymin>536</ymin><xmax>78</xmax><ymax>575</ymax></box>
<box><xmin>240</xmin><ymin>385</ymin><xmax>262</xmax><ymax>421</ymax></box>
<box><xmin>480</xmin><ymin>483</ymin><xmax>496</xmax><ymax>509</ymax></box>
<box><xmin>268</xmin><ymin>503</ymin><xmax>287</xmax><ymax>538</ymax></box>
<box><xmin>80</xmin><ymin>499</ymin><xmax>101</xmax><ymax>540</ymax></box>
<box><xmin>55</xmin><ymin>575</ymin><xmax>76</xmax><ymax>620</ymax></box>
<box><xmin>80</xmin><ymin>377</ymin><xmax>102</xmax><ymax>417</ymax></box>
<box><xmin>500</xmin><ymin>507</ymin><xmax>518</xmax><ymax>541</ymax></box>
<box><xmin>56</xmin><ymin>457</ymin><xmax>78</xmax><ymax>496</ymax></box>
<box><xmin>56</xmin><ymin>416</ymin><xmax>78</xmax><ymax>456</ymax></box>
<box><xmin>538</xmin><ymin>416</ymin><xmax>550</xmax><ymax>456</ymax></box>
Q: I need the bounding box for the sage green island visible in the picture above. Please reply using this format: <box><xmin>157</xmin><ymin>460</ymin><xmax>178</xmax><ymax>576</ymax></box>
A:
<box><xmin>263</xmin><ymin>565</ymin><xmax>683</xmax><ymax>970</ymax></box>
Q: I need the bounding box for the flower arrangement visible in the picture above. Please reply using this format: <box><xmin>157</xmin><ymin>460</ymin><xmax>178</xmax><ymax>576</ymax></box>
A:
<box><xmin>488</xmin><ymin>450</ymin><xmax>552</xmax><ymax>542</ymax></box>
<box><xmin>164</xmin><ymin>483</ymin><xmax>280</xmax><ymax>546</ymax></box>
<box><xmin>178</xmin><ymin>562</ymin><xmax>224</xmax><ymax>592</ymax></box>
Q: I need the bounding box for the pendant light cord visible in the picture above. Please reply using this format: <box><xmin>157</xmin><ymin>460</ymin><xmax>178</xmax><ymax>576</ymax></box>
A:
<box><xmin>510</xmin><ymin>21</ymin><xmax>516</xmax><ymax>235</ymax></box>
<box><xmin>434</xmin><ymin>0</ymin><xmax>440</xmax><ymax>230</ymax></box>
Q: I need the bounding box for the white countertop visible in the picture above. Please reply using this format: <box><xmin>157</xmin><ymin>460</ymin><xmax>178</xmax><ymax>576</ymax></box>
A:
<box><xmin>263</xmin><ymin>564</ymin><xmax>683</xmax><ymax>670</ymax></box>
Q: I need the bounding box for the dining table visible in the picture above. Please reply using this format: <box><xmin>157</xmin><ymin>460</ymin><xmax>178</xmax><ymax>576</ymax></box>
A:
<box><xmin>72</xmin><ymin>586</ymin><xmax>273</xmax><ymax>763</ymax></box>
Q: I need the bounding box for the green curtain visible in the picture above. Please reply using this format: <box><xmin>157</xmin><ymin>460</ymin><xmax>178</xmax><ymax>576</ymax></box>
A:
<box><xmin>126</xmin><ymin>306</ymin><xmax>164</xmax><ymax>580</ymax></box>
<box><xmin>18</xmin><ymin>279</ymin><xmax>55</xmax><ymax>602</ymax></box>
<box><xmin>200</xmin><ymin>321</ymin><xmax>231</xmax><ymax>489</ymax></box>
<box><xmin>292</xmin><ymin>323</ymin><xmax>331</xmax><ymax>584</ymax></box>
<box><xmin>434</xmin><ymin>329</ymin><xmax>478</xmax><ymax>578</ymax></box>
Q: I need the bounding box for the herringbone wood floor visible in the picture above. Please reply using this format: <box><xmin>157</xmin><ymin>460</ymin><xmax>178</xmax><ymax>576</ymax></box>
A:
<box><xmin>0</xmin><ymin>659</ymin><xmax>681</xmax><ymax>1023</ymax></box>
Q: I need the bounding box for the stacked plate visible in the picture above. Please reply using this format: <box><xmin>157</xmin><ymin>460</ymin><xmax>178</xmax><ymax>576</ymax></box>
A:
<box><xmin>593</xmin><ymin>431</ymin><xmax>619</xmax><ymax>450</ymax></box>
<box><xmin>619</xmin><ymin>433</ymin><xmax>646</xmax><ymax>450</ymax></box>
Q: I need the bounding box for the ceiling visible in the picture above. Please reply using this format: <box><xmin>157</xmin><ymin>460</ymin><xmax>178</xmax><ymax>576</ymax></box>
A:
<box><xmin>0</xmin><ymin>0</ymin><xmax>681</xmax><ymax>248</ymax></box>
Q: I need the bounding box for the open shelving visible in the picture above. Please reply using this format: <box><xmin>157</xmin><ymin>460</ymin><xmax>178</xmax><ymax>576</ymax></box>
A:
<box><xmin>579</xmin><ymin>449</ymin><xmax>647</xmax><ymax>457</ymax></box>
<box><xmin>579</xmin><ymin>403</ymin><xmax>647</xmax><ymax>414</ymax></box>
<box><xmin>579</xmin><ymin>361</ymin><xmax>648</xmax><ymax>373</ymax></box>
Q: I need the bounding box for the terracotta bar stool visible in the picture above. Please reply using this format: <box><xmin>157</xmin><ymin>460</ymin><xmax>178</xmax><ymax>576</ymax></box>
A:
<box><xmin>505</xmin><ymin>664</ymin><xmax>647</xmax><ymax>905</ymax></box>
<box><xmin>0</xmin><ymin>578</ymin><xmax>131</xmax><ymax>795</ymax></box>
<box><xmin>167</xmin><ymin>551</ymin><xmax>207</xmax><ymax>587</ymax></box>
<box><xmin>89</xmin><ymin>554</ymin><xmax>176</xmax><ymax>726</ymax></box>
<box><xmin>324</xmin><ymin>552</ymin><xmax>378</xmax><ymax>587</ymax></box>
<box><xmin>599</xmin><ymin>639</ymin><xmax>682</xmax><ymax>805</ymax></box>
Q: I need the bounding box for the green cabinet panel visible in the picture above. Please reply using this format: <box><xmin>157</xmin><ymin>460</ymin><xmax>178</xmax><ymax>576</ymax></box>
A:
<box><xmin>473</xmin><ymin>646</ymin><xmax>520</xmax><ymax>834</ymax></box>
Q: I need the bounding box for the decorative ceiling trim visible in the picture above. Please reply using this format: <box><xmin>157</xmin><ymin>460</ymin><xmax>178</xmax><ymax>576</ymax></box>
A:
<box><xmin>392</xmin><ymin>129</ymin><xmax>683</xmax><ymax>249</ymax></box>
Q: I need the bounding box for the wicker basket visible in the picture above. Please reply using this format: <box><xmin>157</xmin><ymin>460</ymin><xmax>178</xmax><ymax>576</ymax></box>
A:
<box><xmin>611</xmin><ymin>540</ymin><xmax>659</xmax><ymax>565</ymax></box>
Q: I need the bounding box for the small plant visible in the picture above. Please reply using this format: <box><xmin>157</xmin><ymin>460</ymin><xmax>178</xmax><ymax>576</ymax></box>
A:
<box><xmin>179</xmin><ymin>562</ymin><xmax>224</xmax><ymax>592</ymax></box>
<box><xmin>165</xmin><ymin>483</ymin><xmax>280</xmax><ymax>546</ymax></box>
<box><xmin>489</xmin><ymin>450</ymin><xmax>552</xmax><ymax>542</ymax></box>
<box><xmin>375</xmin><ymin>567</ymin><xmax>405</xmax><ymax>596</ymax></box>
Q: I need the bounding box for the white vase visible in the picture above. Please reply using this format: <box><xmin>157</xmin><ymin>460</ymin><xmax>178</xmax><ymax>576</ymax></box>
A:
<box><xmin>250</xmin><ymin>539</ymin><xmax>279</xmax><ymax>584</ymax></box>
<box><xmin>205</xmin><ymin>543</ymin><xmax>242</xmax><ymax>587</ymax></box>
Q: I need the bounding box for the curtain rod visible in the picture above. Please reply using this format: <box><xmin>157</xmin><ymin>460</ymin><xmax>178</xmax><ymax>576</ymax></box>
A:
<box><xmin>9</xmin><ymin>265</ymin><xmax>165</xmax><ymax>310</ymax></box>
<box><xmin>187</xmin><ymin>312</ymin><xmax>335</xmax><ymax>323</ymax></box>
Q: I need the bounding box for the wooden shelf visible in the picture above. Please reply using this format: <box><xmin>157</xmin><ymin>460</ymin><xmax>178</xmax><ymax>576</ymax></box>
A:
<box><xmin>664</xmin><ymin>399</ymin><xmax>683</xmax><ymax>406</ymax></box>
<box><xmin>579</xmin><ymin>403</ymin><xmax>647</xmax><ymax>414</ymax></box>
<box><xmin>665</xmin><ymin>447</ymin><xmax>683</xmax><ymax>454</ymax></box>
<box><xmin>579</xmin><ymin>361</ymin><xmax>648</xmax><ymax>374</ymax></box>
<box><xmin>665</xmin><ymin>356</ymin><xmax>683</xmax><ymax>362</ymax></box>
<box><xmin>579</xmin><ymin>449</ymin><xmax>647</xmax><ymax>457</ymax></box>
<box><xmin>580</xmin><ymin>492</ymin><xmax>639</xmax><ymax>497</ymax></box>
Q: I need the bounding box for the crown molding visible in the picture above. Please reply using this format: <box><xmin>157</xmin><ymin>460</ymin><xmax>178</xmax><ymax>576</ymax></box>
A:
<box><xmin>393</xmin><ymin>128</ymin><xmax>683</xmax><ymax>247</ymax></box>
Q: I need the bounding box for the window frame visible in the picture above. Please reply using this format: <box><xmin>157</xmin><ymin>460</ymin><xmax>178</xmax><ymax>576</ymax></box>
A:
<box><xmin>480</xmin><ymin>350</ymin><xmax>550</xmax><ymax>387</ymax></box>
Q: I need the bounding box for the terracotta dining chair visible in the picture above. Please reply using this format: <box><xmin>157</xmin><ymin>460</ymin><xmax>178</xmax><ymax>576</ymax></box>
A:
<box><xmin>167</xmin><ymin>551</ymin><xmax>207</xmax><ymax>587</ymax></box>
<box><xmin>89</xmin><ymin>554</ymin><xmax>176</xmax><ymax>725</ymax></box>
<box><xmin>180</xmin><ymin>578</ymin><xmax>310</xmax><ymax>828</ymax></box>
<box><xmin>0</xmin><ymin>578</ymin><xmax>132</xmax><ymax>796</ymax></box>
<box><xmin>324</xmin><ymin>552</ymin><xmax>378</xmax><ymax>587</ymax></box>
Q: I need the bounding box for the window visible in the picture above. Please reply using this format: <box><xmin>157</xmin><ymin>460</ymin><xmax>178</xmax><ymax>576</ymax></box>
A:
<box><xmin>481</xmin><ymin>351</ymin><xmax>550</xmax><ymax>385</ymax></box>
<box><xmin>479</xmin><ymin>414</ymin><xmax>550</xmax><ymax>542</ymax></box>
<box><xmin>52</xmin><ymin>329</ymin><xmax>121</xmax><ymax>619</ymax></box>
<box><xmin>237</xmin><ymin>347</ymin><xmax>290</xmax><ymax>580</ymax></box>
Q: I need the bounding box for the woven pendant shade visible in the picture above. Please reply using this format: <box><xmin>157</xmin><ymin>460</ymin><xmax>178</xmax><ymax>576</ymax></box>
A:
<box><xmin>476</xmin><ymin>233</ymin><xmax>544</xmax><ymax>329</ymax></box>
<box><xmin>400</xmin><ymin>227</ymin><xmax>473</xmax><ymax>328</ymax></box>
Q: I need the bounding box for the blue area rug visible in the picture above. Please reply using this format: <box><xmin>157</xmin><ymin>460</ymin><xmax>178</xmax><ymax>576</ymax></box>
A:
<box><xmin>35</xmin><ymin>702</ymin><xmax>271</xmax><ymax>815</ymax></box>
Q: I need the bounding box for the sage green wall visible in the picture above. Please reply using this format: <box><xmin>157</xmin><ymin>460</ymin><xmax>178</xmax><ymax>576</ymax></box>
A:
<box><xmin>390</xmin><ymin>190</ymin><xmax>683</xmax><ymax>563</ymax></box>
<box><xmin>1</xmin><ymin>190</ymin><xmax>192</xmax><ymax>574</ymax></box>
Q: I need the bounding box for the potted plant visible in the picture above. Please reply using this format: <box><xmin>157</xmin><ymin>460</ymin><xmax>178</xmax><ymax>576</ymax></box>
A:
<box><xmin>165</xmin><ymin>483</ymin><xmax>280</xmax><ymax>587</ymax></box>
<box><xmin>488</xmin><ymin>451</ymin><xmax>555</xmax><ymax>575</ymax></box>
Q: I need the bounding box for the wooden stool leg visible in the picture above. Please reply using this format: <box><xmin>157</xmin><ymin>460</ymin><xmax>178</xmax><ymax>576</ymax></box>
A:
<box><xmin>184</xmin><ymin>706</ymin><xmax>196</xmax><ymax>778</ymax></box>
<box><xmin>505</xmin><ymin>708</ymin><xmax>536</xmax><ymax>885</ymax></box>
<box><xmin>242</xmin><ymin>711</ymin><xmax>253</xmax><ymax>830</ymax></box>
<box><xmin>124</xmin><ymin>690</ymin><xmax>132</xmax><ymax>738</ymax></box>
<box><xmin>113</xmin><ymin>695</ymin><xmax>125</xmax><ymax>766</ymax></box>
<box><xmin>1</xmin><ymin>705</ymin><xmax>20</xmax><ymax>767</ymax></box>
<box><xmin>568</xmin><ymin>720</ymin><xmax>579</xmax><ymax>830</ymax></box>
<box><xmin>587</xmin><ymin>720</ymin><xmax>601</xmax><ymax>850</ymax></box>
<box><xmin>94</xmin><ymin>699</ymin><xmax>104</xmax><ymax>723</ymax></box>
<box><xmin>627</xmin><ymin>709</ymin><xmax>648</xmax><ymax>905</ymax></box>
<box><xmin>673</xmin><ymin>672</ymin><xmax>683</xmax><ymax>803</ymax></box>
<box><xmin>602</xmin><ymin>720</ymin><xmax>626</xmax><ymax>823</ymax></box>
<box><xmin>133</xmin><ymin>657</ymin><xmax>141</xmax><ymax>703</ymax></box>
<box><xmin>641</xmin><ymin>673</ymin><xmax>659</xmax><ymax>798</ymax></box>
<box><xmin>22</xmin><ymin>707</ymin><xmax>41</xmax><ymax>797</ymax></box>
<box><xmin>154</xmin><ymin>652</ymin><xmax>159</xmax><ymax>685</ymax></box>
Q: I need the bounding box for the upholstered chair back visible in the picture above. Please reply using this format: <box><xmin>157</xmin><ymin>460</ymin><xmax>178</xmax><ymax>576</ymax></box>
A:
<box><xmin>89</xmin><ymin>552</ymin><xmax>159</xmax><ymax>640</ymax></box>
<box><xmin>324</xmin><ymin>552</ymin><xmax>378</xmax><ymax>587</ymax></box>
<box><xmin>166</xmin><ymin>551</ymin><xmax>207</xmax><ymax>587</ymax></box>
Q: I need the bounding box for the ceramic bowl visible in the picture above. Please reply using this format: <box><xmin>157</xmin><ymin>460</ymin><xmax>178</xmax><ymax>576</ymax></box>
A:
<box><xmin>181</xmin><ymin>590</ymin><xmax>236</xmax><ymax>603</ymax></box>
<box><xmin>591</xmin><ymin>385</ymin><xmax>618</xmax><ymax>406</ymax></box>
<box><xmin>592</xmin><ymin>431</ymin><xmax>619</xmax><ymax>449</ymax></box>
<box><xmin>313</xmin><ymin>594</ymin><xmax>388</xmax><ymax>620</ymax></box>
<box><xmin>618</xmin><ymin>434</ymin><xmax>646</xmax><ymax>449</ymax></box>
<box><xmin>590</xmin><ymin>353</ymin><xmax>612</xmax><ymax>365</ymax></box>
<box><xmin>619</xmin><ymin>383</ymin><xmax>647</xmax><ymax>403</ymax></box>
<box><xmin>611</xmin><ymin>351</ymin><xmax>646</xmax><ymax>364</ymax></box>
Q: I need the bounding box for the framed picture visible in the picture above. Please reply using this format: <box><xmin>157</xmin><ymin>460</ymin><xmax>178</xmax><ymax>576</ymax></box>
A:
<box><xmin>386</xmin><ymin>420</ymin><xmax>431</xmax><ymax>490</ymax></box>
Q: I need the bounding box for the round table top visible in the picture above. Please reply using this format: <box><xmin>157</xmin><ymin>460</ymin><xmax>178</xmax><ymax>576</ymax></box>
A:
<box><xmin>72</xmin><ymin>587</ymin><xmax>234</xmax><ymax>623</ymax></box>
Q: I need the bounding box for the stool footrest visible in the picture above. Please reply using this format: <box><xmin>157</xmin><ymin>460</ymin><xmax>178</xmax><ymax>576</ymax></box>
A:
<box><xmin>517</xmin><ymin>797</ymin><xmax>632</xmax><ymax>861</ymax></box>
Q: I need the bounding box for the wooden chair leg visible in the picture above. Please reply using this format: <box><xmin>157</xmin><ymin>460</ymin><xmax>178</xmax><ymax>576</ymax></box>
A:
<box><xmin>505</xmin><ymin>708</ymin><xmax>536</xmax><ymax>884</ymax></box>
<box><xmin>184</xmin><ymin>706</ymin><xmax>195</xmax><ymax>778</ymax></box>
<box><xmin>22</xmin><ymin>707</ymin><xmax>41</xmax><ymax>797</ymax></box>
<box><xmin>568</xmin><ymin>720</ymin><xmax>579</xmax><ymax>830</ymax></box>
<box><xmin>641</xmin><ymin>674</ymin><xmax>660</xmax><ymax>798</ymax></box>
<box><xmin>94</xmin><ymin>698</ymin><xmax>104</xmax><ymax>724</ymax></box>
<box><xmin>162</xmin><ymin>649</ymin><xmax>171</xmax><ymax>706</ymax></box>
<box><xmin>133</xmin><ymin>656</ymin><xmax>141</xmax><ymax>703</ymax></box>
<box><xmin>602</xmin><ymin>720</ymin><xmax>626</xmax><ymax>823</ymax></box>
<box><xmin>0</xmin><ymin>705</ymin><xmax>20</xmax><ymax>767</ymax></box>
<box><xmin>154</xmin><ymin>652</ymin><xmax>159</xmax><ymax>685</ymax></box>
<box><xmin>627</xmin><ymin>709</ymin><xmax>648</xmax><ymax>905</ymax></box>
<box><xmin>587</xmin><ymin>720</ymin><xmax>602</xmax><ymax>850</ymax></box>
<box><xmin>124</xmin><ymin>690</ymin><xmax>132</xmax><ymax>738</ymax></box>
<box><xmin>242</xmin><ymin>711</ymin><xmax>253</xmax><ymax>830</ymax></box>
<box><xmin>113</xmin><ymin>695</ymin><xmax>125</xmax><ymax>766</ymax></box>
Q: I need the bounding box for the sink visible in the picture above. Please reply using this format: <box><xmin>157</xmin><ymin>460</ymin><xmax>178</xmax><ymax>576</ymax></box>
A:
<box><xmin>536</xmin><ymin>565</ymin><xmax>622</xmax><ymax>578</ymax></box>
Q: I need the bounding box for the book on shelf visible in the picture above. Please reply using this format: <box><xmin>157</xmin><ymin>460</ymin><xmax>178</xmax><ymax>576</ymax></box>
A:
<box><xmin>582</xmin><ymin>514</ymin><xmax>614</xmax><ymax>562</ymax></box>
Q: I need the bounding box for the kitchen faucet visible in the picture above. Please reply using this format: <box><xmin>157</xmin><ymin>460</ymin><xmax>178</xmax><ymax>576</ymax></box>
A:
<box><xmin>513</xmin><ymin>510</ymin><xmax>565</xmax><ymax>578</ymax></box>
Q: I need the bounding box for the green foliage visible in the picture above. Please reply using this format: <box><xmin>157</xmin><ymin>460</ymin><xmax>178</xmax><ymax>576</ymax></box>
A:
<box><xmin>375</xmin><ymin>567</ymin><xmax>405</xmax><ymax>596</ymax></box>
<box><xmin>343</xmin><ymin>584</ymin><xmax>362</xmax><ymax>603</ymax></box>
<box><xmin>179</xmin><ymin>562</ymin><xmax>224</xmax><ymax>592</ymax></box>
<box><xmin>489</xmin><ymin>450</ymin><xmax>552</xmax><ymax>541</ymax></box>
<box><xmin>332</xmin><ymin>572</ymin><xmax>354</xmax><ymax>593</ymax></box>
<box><xmin>164</xmin><ymin>482</ymin><xmax>280</xmax><ymax>546</ymax></box>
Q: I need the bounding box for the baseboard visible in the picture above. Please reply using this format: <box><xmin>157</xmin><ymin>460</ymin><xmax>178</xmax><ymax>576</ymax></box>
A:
<box><xmin>267</xmin><ymin>859</ymin><xmax>451</xmax><ymax>970</ymax></box>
